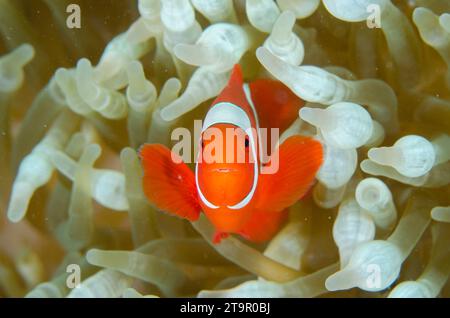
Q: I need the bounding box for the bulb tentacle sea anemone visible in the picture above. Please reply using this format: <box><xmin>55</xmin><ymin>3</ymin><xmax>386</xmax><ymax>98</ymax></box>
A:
<box><xmin>0</xmin><ymin>0</ymin><xmax>449</xmax><ymax>298</ymax></box>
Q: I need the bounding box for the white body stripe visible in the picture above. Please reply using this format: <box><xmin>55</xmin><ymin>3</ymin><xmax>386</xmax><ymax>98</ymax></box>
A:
<box><xmin>195</xmin><ymin>99</ymin><xmax>260</xmax><ymax>210</ymax></box>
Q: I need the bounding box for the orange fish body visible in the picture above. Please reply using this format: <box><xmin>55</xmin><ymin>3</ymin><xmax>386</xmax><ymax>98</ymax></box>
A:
<box><xmin>140</xmin><ymin>65</ymin><xmax>323</xmax><ymax>243</ymax></box>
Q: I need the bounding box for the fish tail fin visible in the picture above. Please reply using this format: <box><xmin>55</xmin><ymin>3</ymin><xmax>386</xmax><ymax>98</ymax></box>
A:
<box><xmin>212</xmin><ymin>231</ymin><xmax>230</xmax><ymax>244</ymax></box>
<box><xmin>238</xmin><ymin>209</ymin><xmax>288</xmax><ymax>243</ymax></box>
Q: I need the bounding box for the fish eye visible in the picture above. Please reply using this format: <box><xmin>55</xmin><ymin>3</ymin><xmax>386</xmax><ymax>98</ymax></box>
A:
<box><xmin>245</xmin><ymin>137</ymin><xmax>249</xmax><ymax>148</ymax></box>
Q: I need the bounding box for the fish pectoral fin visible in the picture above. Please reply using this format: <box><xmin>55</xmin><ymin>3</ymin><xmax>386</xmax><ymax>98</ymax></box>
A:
<box><xmin>256</xmin><ymin>136</ymin><xmax>323</xmax><ymax>211</ymax></box>
<box><xmin>140</xmin><ymin>144</ymin><xmax>201</xmax><ymax>221</ymax></box>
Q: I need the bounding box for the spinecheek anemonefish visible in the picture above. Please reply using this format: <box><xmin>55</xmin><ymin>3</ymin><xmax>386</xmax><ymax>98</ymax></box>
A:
<box><xmin>139</xmin><ymin>65</ymin><xmax>323</xmax><ymax>244</ymax></box>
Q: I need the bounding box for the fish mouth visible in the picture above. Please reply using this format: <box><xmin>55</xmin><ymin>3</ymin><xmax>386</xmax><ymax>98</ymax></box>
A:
<box><xmin>215</xmin><ymin>168</ymin><xmax>235</xmax><ymax>173</ymax></box>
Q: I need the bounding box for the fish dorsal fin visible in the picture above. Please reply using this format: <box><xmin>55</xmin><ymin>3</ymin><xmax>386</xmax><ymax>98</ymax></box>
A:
<box><xmin>249</xmin><ymin>79</ymin><xmax>304</xmax><ymax>133</ymax></box>
<box><xmin>212</xmin><ymin>64</ymin><xmax>251</xmax><ymax>112</ymax></box>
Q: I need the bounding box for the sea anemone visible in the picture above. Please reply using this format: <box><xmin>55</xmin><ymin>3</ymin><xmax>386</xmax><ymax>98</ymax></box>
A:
<box><xmin>0</xmin><ymin>0</ymin><xmax>449</xmax><ymax>298</ymax></box>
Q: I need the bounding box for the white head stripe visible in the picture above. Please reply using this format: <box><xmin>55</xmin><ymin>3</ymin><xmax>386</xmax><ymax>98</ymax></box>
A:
<box><xmin>195</xmin><ymin>170</ymin><xmax>219</xmax><ymax>209</ymax></box>
<box><xmin>195</xmin><ymin>102</ymin><xmax>259</xmax><ymax>210</ymax></box>
<box><xmin>243</xmin><ymin>84</ymin><xmax>264</xmax><ymax>168</ymax></box>
<box><xmin>228</xmin><ymin>126</ymin><xmax>259</xmax><ymax>210</ymax></box>
<box><xmin>202</xmin><ymin>102</ymin><xmax>252</xmax><ymax>132</ymax></box>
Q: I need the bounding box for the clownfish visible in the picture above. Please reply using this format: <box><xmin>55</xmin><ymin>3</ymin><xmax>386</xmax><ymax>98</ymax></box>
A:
<box><xmin>139</xmin><ymin>65</ymin><xmax>323</xmax><ymax>244</ymax></box>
